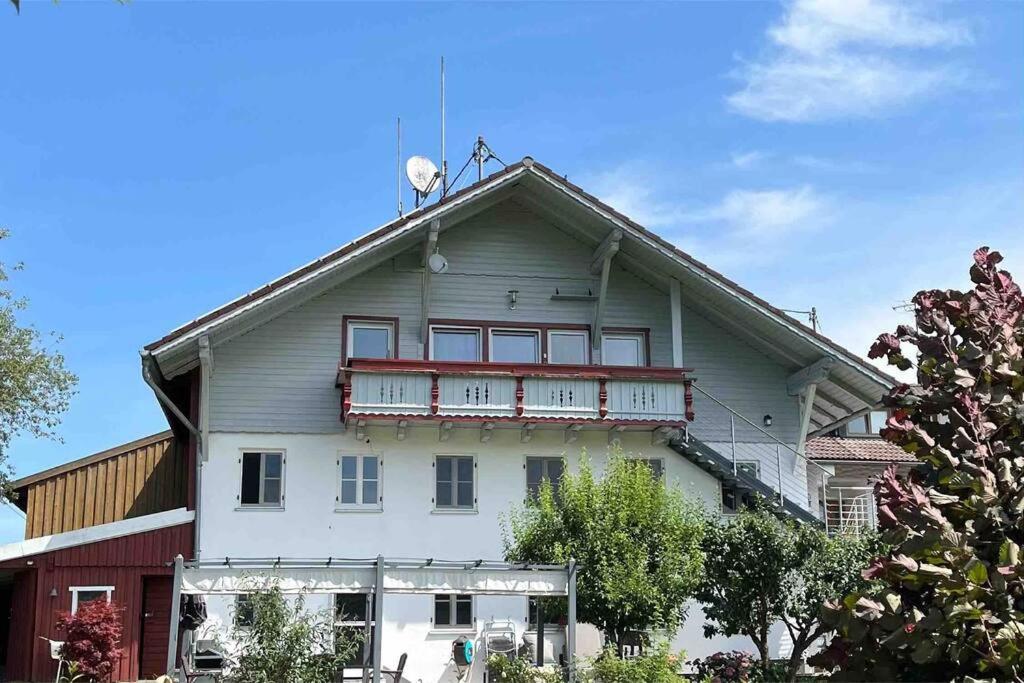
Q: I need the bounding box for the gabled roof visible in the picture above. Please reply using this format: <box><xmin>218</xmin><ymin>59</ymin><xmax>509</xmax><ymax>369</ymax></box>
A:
<box><xmin>808</xmin><ymin>436</ymin><xmax>916</xmax><ymax>463</ymax></box>
<box><xmin>11</xmin><ymin>430</ymin><xmax>173</xmax><ymax>494</ymax></box>
<box><xmin>143</xmin><ymin>157</ymin><xmax>895</xmax><ymax>429</ymax></box>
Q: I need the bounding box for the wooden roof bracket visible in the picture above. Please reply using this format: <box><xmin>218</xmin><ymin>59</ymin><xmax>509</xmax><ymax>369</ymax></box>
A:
<box><xmin>788</xmin><ymin>357</ymin><xmax>836</xmax><ymax>463</ymax></box>
<box><xmin>591</xmin><ymin>229</ymin><xmax>622</xmax><ymax>357</ymax></box>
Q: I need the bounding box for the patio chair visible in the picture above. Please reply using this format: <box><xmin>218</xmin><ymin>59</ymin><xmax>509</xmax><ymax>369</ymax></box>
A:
<box><xmin>381</xmin><ymin>653</ymin><xmax>407</xmax><ymax>683</ymax></box>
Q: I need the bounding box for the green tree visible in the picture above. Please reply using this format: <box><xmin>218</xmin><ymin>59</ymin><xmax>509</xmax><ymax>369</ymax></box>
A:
<box><xmin>502</xmin><ymin>450</ymin><xmax>705</xmax><ymax>650</ymax></box>
<box><xmin>811</xmin><ymin>247</ymin><xmax>1024</xmax><ymax>681</ymax></box>
<box><xmin>695</xmin><ymin>501</ymin><xmax>879</xmax><ymax>681</ymax></box>
<box><xmin>225</xmin><ymin>581</ymin><xmax>361</xmax><ymax>683</ymax></box>
<box><xmin>0</xmin><ymin>228</ymin><xmax>77</xmax><ymax>500</ymax></box>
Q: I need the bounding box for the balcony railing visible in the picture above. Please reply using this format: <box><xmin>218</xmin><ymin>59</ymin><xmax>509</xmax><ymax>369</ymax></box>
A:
<box><xmin>825</xmin><ymin>486</ymin><xmax>877</xmax><ymax>536</ymax></box>
<box><xmin>336</xmin><ymin>359</ymin><xmax>694</xmax><ymax>426</ymax></box>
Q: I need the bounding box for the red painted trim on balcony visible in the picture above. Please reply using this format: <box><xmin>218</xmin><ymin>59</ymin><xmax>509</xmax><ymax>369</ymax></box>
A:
<box><xmin>338</xmin><ymin>358</ymin><xmax>693</xmax><ymax>385</ymax></box>
<box><xmin>345</xmin><ymin>413</ymin><xmax>686</xmax><ymax>427</ymax></box>
<box><xmin>340</xmin><ymin>315</ymin><xmax>401</xmax><ymax>366</ymax></box>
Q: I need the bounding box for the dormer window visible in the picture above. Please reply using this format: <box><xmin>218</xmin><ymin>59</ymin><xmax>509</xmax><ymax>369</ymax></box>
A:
<box><xmin>846</xmin><ymin>410</ymin><xmax>889</xmax><ymax>437</ymax></box>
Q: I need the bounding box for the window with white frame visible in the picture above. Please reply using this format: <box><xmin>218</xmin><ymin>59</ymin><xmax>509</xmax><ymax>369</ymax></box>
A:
<box><xmin>239</xmin><ymin>451</ymin><xmax>284</xmax><ymax>507</ymax></box>
<box><xmin>845</xmin><ymin>411</ymin><xmax>889</xmax><ymax>437</ymax></box>
<box><xmin>234</xmin><ymin>594</ymin><xmax>254</xmax><ymax>627</ymax></box>
<box><xmin>435</xmin><ymin>455</ymin><xmax>475</xmax><ymax>510</ymax></box>
<box><xmin>547</xmin><ymin>329</ymin><xmax>589</xmax><ymax>365</ymax></box>
<box><xmin>70</xmin><ymin>586</ymin><xmax>113</xmax><ymax>614</ymax></box>
<box><xmin>601</xmin><ymin>331</ymin><xmax>646</xmax><ymax>366</ymax></box>
<box><xmin>335</xmin><ymin>593</ymin><xmax>373</xmax><ymax>665</ymax></box>
<box><xmin>346</xmin><ymin>320</ymin><xmax>394</xmax><ymax>360</ymax></box>
<box><xmin>337</xmin><ymin>454</ymin><xmax>381</xmax><ymax>509</ymax></box>
<box><xmin>490</xmin><ymin>328</ymin><xmax>540</xmax><ymax>363</ymax></box>
<box><xmin>433</xmin><ymin>594</ymin><xmax>473</xmax><ymax>629</ymax></box>
<box><xmin>430</xmin><ymin>326</ymin><xmax>482</xmax><ymax>361</ymax></box>
<box><xmin>526</xmin><ymin>456</ymin><xmax>565</xmax><ymax>501</ymax></box>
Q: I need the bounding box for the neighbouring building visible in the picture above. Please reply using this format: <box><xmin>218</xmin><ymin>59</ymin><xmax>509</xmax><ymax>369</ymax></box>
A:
<box><xmin>0</xmin><ymin>432</ymin><xmax>195</xmax><ymax>682</ymax></box>
<box><xmin>4</xmin><ymin>156</ymin><xmax>901</xmax><ymax>682</ymax></box>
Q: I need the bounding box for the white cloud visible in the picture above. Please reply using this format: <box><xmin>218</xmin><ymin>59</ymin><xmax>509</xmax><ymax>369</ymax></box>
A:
<box><xmin>728</xmin><ymin>0</ymin><xmax>972</xmax><ymax>122</ymax></box>
<box><xmin>730</xmin><ymin>150</ymin><xmax>766</xmax><ymax>169</ymax></box>
<box><xmin>791</xmin><ymin>155</ymin><xmax>878</xmax><ymax>173</ymax></box>
<box><xmin>685</xmin><ymin>185</ymin><xmax>830</xmax><ymax>239</ymax></box>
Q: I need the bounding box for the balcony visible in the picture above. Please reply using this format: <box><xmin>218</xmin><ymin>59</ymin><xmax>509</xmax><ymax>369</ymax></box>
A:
<box><xmin>336</xmin><ymin>359</ymin><xmax>694</xmax><ymax>441</ymax></box>
<box><xmin>825</xmin><ymin>486</ymin><xmax>877</xmax><ymax>536</ymax></box>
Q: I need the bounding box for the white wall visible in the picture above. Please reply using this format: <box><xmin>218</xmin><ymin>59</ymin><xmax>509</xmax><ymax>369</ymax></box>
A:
<box><xmin>199</xmin><ymin>428</ymin><xmax>723</xmax><ymax>682</ymax></box>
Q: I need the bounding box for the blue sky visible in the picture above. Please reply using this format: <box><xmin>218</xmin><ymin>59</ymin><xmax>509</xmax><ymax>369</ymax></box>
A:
<box><xmin>1</xmin><ymin>0</ymin><xmax>1022</xmax><ymax>540</ymax></box>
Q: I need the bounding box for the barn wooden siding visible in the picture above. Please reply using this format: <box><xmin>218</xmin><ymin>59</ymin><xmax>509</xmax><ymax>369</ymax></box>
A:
<box><xmin>3</xmin><ymin>521</ymin><xmax>193</xmax><ymax>682</ymax></box>
<box><xmin>20</xmin><ymin>432</ymin><xmax>186</xmax><ymax>540</ymax></box>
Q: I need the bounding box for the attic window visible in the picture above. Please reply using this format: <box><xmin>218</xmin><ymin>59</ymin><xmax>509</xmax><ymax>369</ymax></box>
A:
<box><xmin>347</xmin><ymin>320</ymin><xmax>394</xmax><ymax>360</ymax></box>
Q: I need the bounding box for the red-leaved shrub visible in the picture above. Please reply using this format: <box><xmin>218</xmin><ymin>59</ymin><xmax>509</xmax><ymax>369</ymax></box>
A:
<box><xmin>56</xmin><ymin>599</ymin><xmax>123</xmax><ymax>682</ymax></box>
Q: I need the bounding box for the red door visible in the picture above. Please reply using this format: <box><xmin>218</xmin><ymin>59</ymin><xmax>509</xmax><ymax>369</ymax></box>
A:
<box><xmin>138</xmin><ymin>576</ymin><xmax>173</xmax><ymax>679</ymax></box>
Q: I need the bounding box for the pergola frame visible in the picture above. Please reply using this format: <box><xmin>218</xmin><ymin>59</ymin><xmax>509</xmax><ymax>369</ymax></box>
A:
<box><xmin>167</xmin><ymin>555</ymin><xmax>578</xmax><ymax>683</ymax></box>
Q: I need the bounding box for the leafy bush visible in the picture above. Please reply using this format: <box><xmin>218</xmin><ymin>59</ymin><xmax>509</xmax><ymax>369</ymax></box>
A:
<box><xmin>486</xmin><ymin>653</ymin><xmax>563</xmax><ymax>683</ymax></box>
<box><xmin>689</xmin><ymin>651</ymin><xmax>758</xmax><ymax>682</ymax></box>
<box><xmin>504</xmin><ymin>449</ymin><xmax>705</xmax><ymax>648</ymax></box>
<box><xmin>583</xmin><ymin>643</ymin><xmax>681</xmax><ymax>683</ymax></box>
<box><xmin>56</xmin><ymin>599</ymin><xmax>123</xmax><ymax>682</ymax></box>
<box><xmin>224</xmin><ymin>580</ymin><xmax>361</xmax><ymax>683</ymax></box>
<box><xmin>811</xmin><ymin>248</ymin><xmax>1024</xmax><ymax>680</ymax></box>
<box><xmin>695</xmin><ymin>500</ymin><xmax>878</xmax><ymax>680</ymax></box>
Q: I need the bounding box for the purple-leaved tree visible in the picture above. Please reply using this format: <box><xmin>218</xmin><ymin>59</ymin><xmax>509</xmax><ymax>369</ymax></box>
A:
<box><xmin>811</xmin><ymin>247</ymin><xmax>1024</xmax><ymax>681</ymax></box>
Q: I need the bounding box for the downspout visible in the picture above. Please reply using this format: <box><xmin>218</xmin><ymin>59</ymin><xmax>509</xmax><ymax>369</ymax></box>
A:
<box><xmin>141</xmin><ymin>350</ymin><xmax>203</xmax><ymax>559</ymax></box>
<box><xmin>196</xmin><ymin>336</ymin><xmax>214</xmax><ymax>559</ymax></box>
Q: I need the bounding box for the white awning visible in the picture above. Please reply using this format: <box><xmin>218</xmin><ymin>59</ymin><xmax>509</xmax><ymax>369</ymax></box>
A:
<box><xmin>180</xmin><ymin>565</ymin><xmax>568</xmax><ymax>596</ymax></box>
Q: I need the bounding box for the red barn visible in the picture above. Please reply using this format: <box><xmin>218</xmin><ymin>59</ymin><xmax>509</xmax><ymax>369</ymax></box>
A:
<box><xmin>1</xmin><ymin>432</ymin><xmax>195</xmax><ymax>682</ymax></box>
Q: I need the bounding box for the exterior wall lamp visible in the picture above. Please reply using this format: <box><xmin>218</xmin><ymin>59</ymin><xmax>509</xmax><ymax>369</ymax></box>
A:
<box><xmin>763</xmin><ymin>414</ymin><xmax>773</xmax><ymax>427</ymax></box>
<box><xmin>507</xmin><ymin>289</ymin><xmax>518</xmax><ymax>310</ymax></box>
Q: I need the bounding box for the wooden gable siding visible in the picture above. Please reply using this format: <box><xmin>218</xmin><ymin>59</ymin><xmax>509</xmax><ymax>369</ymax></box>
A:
<box><xmin>22</xmin><ymin>434</ymin><xmax>186</xmax><ymax>540</ymax></box>
<box><xmin>209</xmin><ymin>201</ymin><xmax>677</xmax><ymax>433</ymax></box>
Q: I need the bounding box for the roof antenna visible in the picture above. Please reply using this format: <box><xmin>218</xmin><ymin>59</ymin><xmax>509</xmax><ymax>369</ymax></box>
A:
<box><xmin>396</xmin><ymin>116</ymin><xmax>403</xmax><ymax>217</ymax></box>
<box><xmin>440</xmin><ymin>55</ymin><xmax>448</xmax><ymax>196</ymax></box>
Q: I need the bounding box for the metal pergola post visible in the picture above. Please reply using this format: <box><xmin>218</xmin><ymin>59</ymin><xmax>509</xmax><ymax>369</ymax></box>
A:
<box><xmin>567</xmin><ymin>559</ymin><xmax>577</xmax><ymax>683</ymax></box>
<box><xmin>361</xmin><ymin>592</ymin><xmax>373</xmax><ymax>683</ymax></box>
<box><xmin>166</xmin><ymin>554</ymin><xmax>184</xmax><ymax>676</ymax></box>
<box><xmin>372</xmin><ymin>555</ymin><xmax>384</xmax><ymax>683</ymax></box>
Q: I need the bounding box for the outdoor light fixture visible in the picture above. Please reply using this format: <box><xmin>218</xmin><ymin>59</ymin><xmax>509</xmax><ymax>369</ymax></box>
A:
<box><xmin>763</xmin><ymin>414</ymin><xmax>773</xmax><ymax>427</ymax></box>
<box><xmin>49</xmin><ymin>588</ymin><xmax>57</xmax><ymax>598</ymax></box>
<box><xmin>507</xmin><ymin>289</ymin><xmax>519</xmax><ymax>310</ymax></box>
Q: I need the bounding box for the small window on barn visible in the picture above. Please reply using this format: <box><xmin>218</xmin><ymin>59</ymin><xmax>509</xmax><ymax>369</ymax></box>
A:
<box><xmin>239</xmin><ymin>451</ymin><xmax>284</xmax><ymax>507</ymax></box>
<box><xmin>70</xmin><ymin>586</ymin><xmax>113</xmax><ymax>614</ymax></box>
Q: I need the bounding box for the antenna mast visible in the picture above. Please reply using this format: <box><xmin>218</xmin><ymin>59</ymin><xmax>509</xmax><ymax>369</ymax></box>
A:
<box><xmin>440</xmin><ymin>56</ymin><xmax>448</xmax><ymax>196</ymax></box>
<box><xmin>396</xmin><ymin>117</ymin><xmax>403</xmax><ymax>217</ymax></box>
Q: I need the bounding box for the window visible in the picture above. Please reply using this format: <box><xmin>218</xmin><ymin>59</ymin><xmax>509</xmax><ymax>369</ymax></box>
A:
<box><xmin>70</xmin><ymin>586</ymin><xmax>113</xmax><ymax>614</ymax></box>
<box><xmin>547</xmin><ymin>330</ymin><xmax>589</xmax><ymax>365</ymax></box>
<box><xmin>335</xmin><ymin>594</ymin><xmax>373</xmax><ymax>665</ymax></box>
<box><xmin>338</xmin><ymin>455</ymin><xmax>381</xmax><ymax>510</ymax></box>
<box><xmin>240</xmin><ymin>451</ymin><xmax>284</xmax><ymax>507</ymax></box>
<box><xmin>431</xmin><ymin>327</ymin><xmax>482</xmax><ymax>361</ymax></box>
<box><xmin>234</xmin><ymin>595</ymin><xmax>254</xmax><ymax>627</ymax></box>
<box><xmin>433</xmin><ymin>594</ymin><xmax>473</xmax><ymax>629</ymax></box>
<box><xmin>601</xmin><ymin>331</ymin><xmax>646</xmax><ymax>366</ymax></box>
<box><xmin>845</xmin><ymin>411</ymin><xmax>889</xmax><ymax>436</ymax></box>
<box><xmin>490</xmin><ymin>329</ymin><xmax>540</xmax><ymax>363</ymax></box>
<box><xmin>528</xmin><ymin>597</ymin><xmax>563</xmax><ymax>630</ymax></box>
<box><xmin>631</xmin><ymin>458</ymin><xmax>665</xmax><ymax>479</ymax></box>
<box><xmin>526</xmin><ymin>457</ymin><xmax>565</xmax><ymax>500</ymax></box>
<box><xmin>435</xmin><ymin>455</ymin><xmax>475</xmax><ymax>510</ymax></box>
<box><xmin>346</xmin><ymin>320</ymin><xmax>394</xmax><ymax>360</ymax></box>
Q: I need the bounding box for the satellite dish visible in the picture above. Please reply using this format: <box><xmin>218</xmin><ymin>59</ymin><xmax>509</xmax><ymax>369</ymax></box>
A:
<box><xmin>406</xmin><ymin>156</ymin><xmax>440</xmax><ymax>195</ymax></box>
<box><xmin>428</xmin><ymin>252</ymin><xmax>449</xmax><ymax>274</ymax></box>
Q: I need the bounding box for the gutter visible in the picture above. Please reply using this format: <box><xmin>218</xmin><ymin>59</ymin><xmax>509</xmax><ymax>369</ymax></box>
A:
<box><xmin>141</xmin><ymin>351</ymin><xmax>203</xmax><ymax>560</ymax></box>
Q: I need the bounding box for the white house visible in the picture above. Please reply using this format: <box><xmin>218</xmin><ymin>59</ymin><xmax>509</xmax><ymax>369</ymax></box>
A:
<box><xmin>140</xmin><ymin>157</ymin><xmax>895</xmax><ymax>682</ymax></box>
